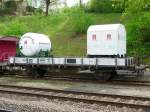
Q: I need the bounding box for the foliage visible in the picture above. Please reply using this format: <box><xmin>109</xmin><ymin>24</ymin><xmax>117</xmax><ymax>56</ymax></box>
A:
<box><xmin>122</xmin><ymin>0</ymin><xmax>150</xmax><ymax>56</ymax></box>
<box><xmin>124</xmin><ymin>0</ymin><xmax>149</xmax><ymax>13</ymax></box>
<box><xmin>26</xmin><ymin>6</ymin><xmax>35</xmax><ymax>12</ymax></box>
<box><xmin>87</xmin><ymin>0</ymin><xmax>127</xmax><ymax>13</ymax></box>
<box><xmin>4</xmin><ymin>0</ymin><xmax>17</xmax><ymax>11</ymax></box>
<box><xmin>3</xmin><ymin>20</ymin><xmax>29</xmax><ymax>36</ymax></box>
<box><xmin>65</xmin><ymin>7</ymin><xmax>94</xmax><ymax>34</ymax></box>
<box><xmin>89</xmin><ymin>0</ymin><xmax>113</xmax><ymax>13</ymax></box>
<box><xmin>0</xmin><ymin>1</ymin><xmax>17</xmax><ymax>15</ymax></box>
<box><xmin>0</xmin><ymin>23</ymin><xmax>7</xmax><ymax>34</ymax></box>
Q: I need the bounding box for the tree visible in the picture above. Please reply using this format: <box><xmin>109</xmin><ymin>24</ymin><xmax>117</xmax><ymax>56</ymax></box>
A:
<box><xmin>15</xmin><ymin>0</ymin><xmax>26</xmax><ymax>16</ymax></box>
<box><xmin>63</xmin><ymin>0</ymin><xmax>67</xmax><ymax>7</ymax></box>
<box><xmin>89</xmin><ymin>0</ymin><xmax>113</xmax><ymax>13</ymax></box>
<box><xmin>122</xmin><ymin>0</ymin><xmax>150</xmax><ymax>56</ymax></box>
<box><xmin>122</xmin><ymin>0</ymin><xmax>128</xmax><ymax>11</ymax></box>
<box><xmin>44</xmin><ymin>0</ymin><xmax>58</xmax><ymax>16</ymax></box>
<box><xmin>0</xmin><ymin>0</ymin><xmax>3</xmax><ymax>8</ymax></box>
<box><xmin>79</xmin><ymin>0</ymin><xmax>82</xmax><ymax>7</ymax></box>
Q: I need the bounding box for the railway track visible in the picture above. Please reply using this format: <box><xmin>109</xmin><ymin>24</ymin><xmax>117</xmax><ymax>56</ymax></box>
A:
<box><xmin>45</xmin><ymin>74</ymin><xmax>150</xmax><ymax>87</ymax></box>
<box><xmin>48</xmin><ymin>76</ymin><xmax>150</xmax><ymax>87</ymax></box>
<box><xmin>111</xmin><ymin>79</ymin><xmax>150</xmax><ymax>87</ymax></box>
<box><xmin>27</xmin><ymin>75</ymin><xmax>150</xmax><ymax>87</ymax></box>
<box><xmin>0</xmin><ymin>109</ymin><xmax>13</xmax><ymax>112</ymax></box>
<box><xmin>2</xmin><ymin>74</ymin><xmax>150</xmax><ymax>87</ymax></box>
<box><xmin>0</xmin><ymin>84</ymin><xmax>149</xmax><ymax>109</ymax></box>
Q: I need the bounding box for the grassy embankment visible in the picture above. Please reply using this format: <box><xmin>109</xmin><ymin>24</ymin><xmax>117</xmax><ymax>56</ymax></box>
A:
<box><xmin>0</xmin><ymin>12</ymin><xmax>121</xmax><ymax>57</ymax></box>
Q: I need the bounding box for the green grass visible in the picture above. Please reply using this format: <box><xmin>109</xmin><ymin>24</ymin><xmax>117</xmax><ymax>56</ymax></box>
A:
<box><xmin>0</xmin><ymin>12</ymin><xmax>121</xmax><ymax>56</ymax></box>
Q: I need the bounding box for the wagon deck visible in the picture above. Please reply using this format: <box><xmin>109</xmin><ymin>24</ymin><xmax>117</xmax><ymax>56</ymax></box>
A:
<box><xmin>9</xmin><ymin>57</ymin><xmax>134</xmax><ymax>68</ymax></box>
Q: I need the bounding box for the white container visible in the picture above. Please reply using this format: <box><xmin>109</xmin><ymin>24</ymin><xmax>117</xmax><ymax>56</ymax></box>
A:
<box><xmin>87</xmin><ymin>24</ymin><xmax>126</xmax><ymax>57</ymax></box>
<box><xmin>19</xmin><ymin>33</ymin><xmax>51</xmax><ymax>56</ymax></box>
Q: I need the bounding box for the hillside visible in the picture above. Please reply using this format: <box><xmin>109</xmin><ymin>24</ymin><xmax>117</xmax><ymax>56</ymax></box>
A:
<box><xmin>0</xmin><ymin>13</ymin><xmax>121</xmax><ymax>56</ymax></box>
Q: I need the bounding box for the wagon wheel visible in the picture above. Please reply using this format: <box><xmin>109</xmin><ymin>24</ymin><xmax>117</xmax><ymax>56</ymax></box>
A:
<box><xmin>25</xmin><ymin>66</ymin><xmax>39</xmax><ymax>78</ymax></box>
<box><xmin>36</xmin><ymin>67</ymin><xmax>47</xmax><ymax>78</ymax></box>
<box><xmin>137</xmin><ymin>69</ymin><xmax>144</xmax><ymax>77</ymax></box>
<box><xmin>94</xmin><ymin>70</ymin><xmax>117</xmax><ymax>81</ymax></box>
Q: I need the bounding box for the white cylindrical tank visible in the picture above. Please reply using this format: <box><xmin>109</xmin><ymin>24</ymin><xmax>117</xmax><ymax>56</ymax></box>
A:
<box><xmin>19</xmin><ymin>33</ymin><xmax>51</xmax><ymax>56</ymax></box>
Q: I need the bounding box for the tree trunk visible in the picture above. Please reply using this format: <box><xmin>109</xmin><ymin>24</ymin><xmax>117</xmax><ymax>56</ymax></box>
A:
<box><xmin>123</xmin><ymin>0</ymin><xmax>127</xmax><ymax>11</ymax></box>
<box><xmin>45</xmin><ymin>2</ymin><xmax>49</xmax><ymax>16</ymax></box>
<box><xmin>0</xmin><ymin>0</ymin><xmax>3</xmax><ymax>8</ymax></box>
<box><xmin>16</xmin><ymin>0</ymin><xmax>25</xmax><ymax>16</ymax></box>
<box><xmin>63</xmin><ymin>0</ymin><xmax>67</xmax><ymax>7</ymax></box>
<box><xmin>45</xmin><ymin>0</ymin><xmax>51</xmax><ymax>16</ymax></box>
<box><xmin>79</xmin><ymin>0</ymin><xmax>82</xmax><ymax>8</ymax></box>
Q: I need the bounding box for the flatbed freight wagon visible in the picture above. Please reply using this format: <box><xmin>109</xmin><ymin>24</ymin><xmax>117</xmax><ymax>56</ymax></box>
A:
<box><xmin>0</xmin><ymin>24</ymin><xmax>145</xmax><ymax>79</ymax></box>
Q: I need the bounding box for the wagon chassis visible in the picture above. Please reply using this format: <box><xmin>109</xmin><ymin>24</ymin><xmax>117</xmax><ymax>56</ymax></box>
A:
<box><xmin>0</xmin><ymin>56</ymin><xmax>143</xmax><ymax>80</ymax></box>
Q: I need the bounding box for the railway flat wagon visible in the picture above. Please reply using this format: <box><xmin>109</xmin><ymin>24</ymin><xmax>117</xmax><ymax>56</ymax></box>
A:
<box><xmin>9</xmin><ymin>57</ymin><xmax>134</xmax><ymax>67</ymax></box>
<box><xmin>3</xmin><ymin>24</ymin><xmax>144</xmax><ymax>79</ymax></box>
<box><xmin>9</xmin><ymin>56</ymin><xmax>135</xmax><ymax>79</ymax></box>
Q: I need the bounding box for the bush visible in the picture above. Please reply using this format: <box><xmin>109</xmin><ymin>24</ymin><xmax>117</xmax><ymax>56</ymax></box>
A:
<box><xmin>89</xmin><ymin>0</ymin><xmax>113</xmax><ymax>13</ymax></box>
<box><xmin>4</xmin><ymin>1</ymin><xmax>17</xmax><ymax>11</ymax></box>
<box><xmin>0</xmin><ymin>23</ymin><xmax>7</xmax><ymax>35</ymax></box>
<box><xmin>122</xmin><ymin>0</ymin><xmax>150</xmax><ymax>56</ymax></box>
<box><xmin>0</xmin><ymin>8</ymin><xmax>13</xmax><ymax>15</ymax></box>
<box><xmin>3</xmin><ymin>20</ymin><xmax>29</xmax><ymax>36</ymax></box>
<box><xmin>0</xmin><ymin>1</ymin><xmax>17</xmax><ymax>15</ymax></box>
<box><xmin>66</xmin><ymin>7</ymin><xmax>93</xmax><ymax>34</ymax></box>
<box><xmin>138</xmin><ymin>13</ymin><xmax>150</xmax><ymax>43</ymax></box>
<box><xmin>26</xmin><ymin>6</ymin><xmax>35</xmax><ymax>12</ymax></box>
<box><xmin>87</xmin><ymin>0</ymin><xmax>126</xmax><ymax>13</ymax></box>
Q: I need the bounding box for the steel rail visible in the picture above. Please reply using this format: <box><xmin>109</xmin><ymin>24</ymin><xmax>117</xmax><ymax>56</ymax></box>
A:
<box><xmin>0</xmin><ymin>109</ymin><xmax>13</xmax><ymax>112</ymax></box>
<box><xmin>0</xmin><ymin>84</ymin><xmax>149</xmax><ymax>109</ymax></box>
<box><xmin>0</xmin><ymin>84</ymin><xmax>150</xmax><ymax>101</ymax></box>
<box><xmin>3</xmin><ymin>74</ymin><xmax>150</xmax><ymax>87</ymax></box>
<box><xmin>109</xmin><ymin>80</ymin><xmax>150</xmax><ymax>87</ymax></box>
<box><xmin>46</xmin><ymin>77</ymin><xmax>150</xmax><ymax>87</ymax></box>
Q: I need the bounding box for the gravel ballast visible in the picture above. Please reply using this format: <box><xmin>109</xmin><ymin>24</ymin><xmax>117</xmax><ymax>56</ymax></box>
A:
<box><xmin>0</xmin><ymin>75</ymin><xmax>150</xmax><ymax>112</ymax></box>
<box><xmin>0</xmin><ymin>93</ymin><xmax>145</xmax><ymax>112</ymax></box>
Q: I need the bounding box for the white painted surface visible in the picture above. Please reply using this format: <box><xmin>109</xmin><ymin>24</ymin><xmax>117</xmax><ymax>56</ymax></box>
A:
<box><xmin>53</xmin><ymin>58</ymin><xmax>65</xmax><ymax>65</ymax></box>
<box><xmin>9</xmin><ymin>57</ymin><xmax>14</xmax><ymax>64</ymax></box>
<box><xmin>9</xmin><ymin>57</ymin><xmax>131</xmax><ymax>67</ymax></box>
<box><xmin>117</xmin><ymin>58</ymin><xmax>126</xmax><ymax>66</ymax></box>
<box><xmin>87</xmin><ymin>24</ymin><xmax>126</xmax><ymax>56</ymax></box>
<box><xmin>83</xmin><ymin>58</ymin><xmax>96</xmax><ymax>65</ymax></box>
<box><xmin>97</xmin><ymin>58</ymin><xmax>116</xmax><ymax>66</ymax></box>
<box><xmin>19</xmin><ymin>33</ymin><xmax>51</xmax><ymax>56</ymax></box>
<box><xmin>39</xmin><ymin>58</ymin><xmax>53</xmax><ymax>65</ymax></box>
<box><xmin>28</xmin><ymin>58</ymin><xmax>38</xmax><ymax>64</ymax></box>
<box><xmin>14</xmin><ymin>57</ymin><xmax>27</xmax><ymax>64</ymax></box>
